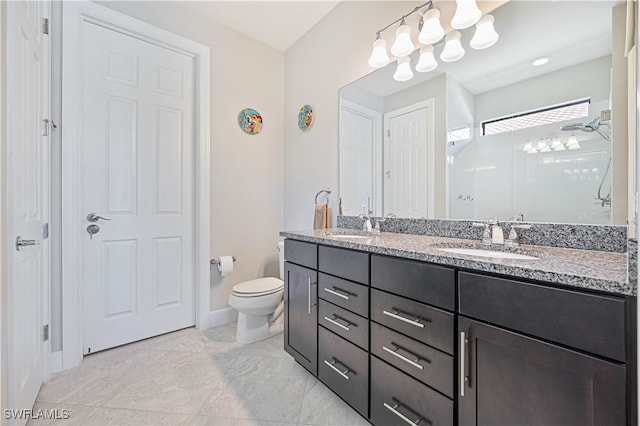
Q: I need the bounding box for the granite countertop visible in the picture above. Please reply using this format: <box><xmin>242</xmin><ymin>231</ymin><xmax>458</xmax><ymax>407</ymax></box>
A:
<box><xmin>280</xmin><ymin>228</ymin><xmax>634</xmax><ymax>296</ymax></box>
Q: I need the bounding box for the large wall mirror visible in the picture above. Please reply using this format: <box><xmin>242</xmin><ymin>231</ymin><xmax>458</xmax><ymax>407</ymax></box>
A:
<box><xmin>339</xmin><ymin>0</ymin><xmax>634</xmax><ymax>225</ymax></box>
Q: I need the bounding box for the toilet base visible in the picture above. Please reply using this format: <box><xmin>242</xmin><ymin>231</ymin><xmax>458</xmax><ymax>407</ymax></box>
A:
<box><xmin>235</xmin><ymin>312</ymin><xmax>284</xmax><ymax>344</ymax></box>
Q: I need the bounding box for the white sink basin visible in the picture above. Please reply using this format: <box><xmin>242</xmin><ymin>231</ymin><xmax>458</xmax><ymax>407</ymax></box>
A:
<box><xmin>438</xmin><ymin>247</ymin><xmax>539</xmax><ymax>260</ymax></box>
<box><xmin>327</xmin><ymin>234</ymin><xmax>370</xmax><ymax>240</ymax></box>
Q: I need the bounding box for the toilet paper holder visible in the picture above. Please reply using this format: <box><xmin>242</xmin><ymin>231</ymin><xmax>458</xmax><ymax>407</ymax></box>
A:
<box><xmin>210</xmin><ymin>256</ymin><xmax>237</xmax><ymax>265</ymax></box>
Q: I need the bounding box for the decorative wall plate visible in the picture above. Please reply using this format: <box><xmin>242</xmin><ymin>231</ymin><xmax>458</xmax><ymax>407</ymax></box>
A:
<box><xmin>298</xmin><ymin>104</ymin><xmax>313</xmax><ymax>131</ymax></box>
<box><xmin>238</xmin><ymin>108</ymin><xmax>263</xmax><ymax>135</ymax></box>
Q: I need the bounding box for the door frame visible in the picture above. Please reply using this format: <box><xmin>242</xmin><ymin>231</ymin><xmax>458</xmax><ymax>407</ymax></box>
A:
<box><xmin>339</xmin><ymin>98</ymin><xmax>383</xmax><ymax>216</ymax></box>
<box><xmin>60</xmin><ymin>1</ymin><xmax>210</xmax><ymax>370</ymax></box>
<box><xmin>383</xmin><ymin>99</ymin><xmax>435</xmax><ymax>218</ymax></box>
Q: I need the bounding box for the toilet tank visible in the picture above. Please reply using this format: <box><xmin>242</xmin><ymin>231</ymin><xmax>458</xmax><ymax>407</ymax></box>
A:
<box><xmin>277</xmin><ymin>241</ymin><xmax>285</xmax><ymax>280</ymax></box>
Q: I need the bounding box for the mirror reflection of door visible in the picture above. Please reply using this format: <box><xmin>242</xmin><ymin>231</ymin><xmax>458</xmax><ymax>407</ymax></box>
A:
<box><xmin>384</xmin><ymin>100</ymin><xmax>435</xmax><ymax>218</ymax></box>
<box><xmin>339</xmin><ymin>100</ymin><xmax>381</xmax><ymax>216</ymax></box>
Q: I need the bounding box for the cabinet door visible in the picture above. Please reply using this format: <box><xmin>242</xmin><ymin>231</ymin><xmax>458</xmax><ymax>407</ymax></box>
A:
<box><xmin>284</xmin><ymin>262</ymin><xmax>318</xmax><ymax>375</ymax></box>
<box><xmin>458</xmin><ymin>317</ymin><xmax>626</xmax><ymax>426</ymax></box>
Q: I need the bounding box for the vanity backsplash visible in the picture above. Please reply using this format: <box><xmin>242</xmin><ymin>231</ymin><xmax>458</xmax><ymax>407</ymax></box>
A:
<box><xmin>337</xmin><ymin>216</ymin><xmax>628</xmax><ymax>253</ymax></box>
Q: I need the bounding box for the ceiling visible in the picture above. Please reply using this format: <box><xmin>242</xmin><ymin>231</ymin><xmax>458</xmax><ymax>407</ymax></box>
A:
<box><xmin>176</xmin><ymin>0</ymin><xmax>341</xmax><ymax>51</ymax></box>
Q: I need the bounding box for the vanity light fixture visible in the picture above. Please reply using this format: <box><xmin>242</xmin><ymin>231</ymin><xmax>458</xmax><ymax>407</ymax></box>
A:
<box><xmin>416</xmin><ymin>45</ymin><xmax>438</xmax><ymax>72</ymax></box>
<box><xmin>522</xmin><ymin>142</ymin><xmax>533</xmax><ymax>152</ymax></box>
<box><xmin>470</xmin><ymin>14</ymin><xmax>499</xmax><ymax>50</ymax></box>
<box><xmin>368</xmin><ymin>33</ymin><xmax>390</xmax><ymax>68</ymax></box>
<box><xmin>418</xmin><ymin>8</ymin><xmax>445</xmax><ymax>45</ymax></box>
<box><xmin>367</xmin><ymin>0</ymin><xmax>498</xmax><ymax>81</ymax></box>
<box><xmin>390</xmin><ymin>18</ymin><xmax>415</xmax><ymax>57</ymax></box>
<box><xmin>551</xmin><ymin>137</ymin><xmax>566</xmax><ymax>151</ymax></box>
<box><xmin>441</xmin><ymin>31</ymin><xmax>465</xmax><ymax>62</ymax></box>
<box><xmin>567</xmin><ymin>135</ymin><xmax>581</xmax><ymax>150</ymax></box>
<box><xmin>393</xmin><ymin>56</ymin><xmax>414</xmax><ymax>81</ymax></box>
<box><xmin>451</xmin><ymin>0</ymin><xmax>482</xmax><ymax>29</ymax></box>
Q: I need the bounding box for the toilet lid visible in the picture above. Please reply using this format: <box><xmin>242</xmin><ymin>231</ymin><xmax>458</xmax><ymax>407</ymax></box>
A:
<box><xmin>232</xmin><ymin>277</ymin><xmax>283</xmax><ymax>295</ymax></box>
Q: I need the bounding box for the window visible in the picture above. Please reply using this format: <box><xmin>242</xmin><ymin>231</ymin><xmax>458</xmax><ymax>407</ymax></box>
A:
<box><xmin>482</xmin><ymin>99</ymin><xmax>590</xmax><ymax>136</ymax></box>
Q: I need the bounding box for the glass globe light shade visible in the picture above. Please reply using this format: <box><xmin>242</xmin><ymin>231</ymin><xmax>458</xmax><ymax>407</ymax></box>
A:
<box><xmin>418</xmin><ymin>9</ymin><xmax>445</xmax><ymax>45</ymax></box>
<box><xmin>440</xmin><ymin>31</ymin><xmax>465</xmax><ymax>62</ymax></box>
<box><xmin>470</xmin><ymin>14</ymin><xmax>499</xmax><ymax>50</ymax></box>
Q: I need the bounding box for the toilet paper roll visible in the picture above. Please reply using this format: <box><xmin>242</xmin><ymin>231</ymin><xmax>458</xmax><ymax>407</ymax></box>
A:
<box><xmin>217</xmin><ymin>255</ymin><xmax>234</xmax><ymax>277</ymax></box>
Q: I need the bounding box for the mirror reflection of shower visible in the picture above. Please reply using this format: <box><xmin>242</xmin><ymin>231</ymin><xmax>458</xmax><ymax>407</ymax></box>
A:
<box><xmin>560</xmin><ymin>116</ymin><xmax>611</xmax><ymax>207</ymax></box>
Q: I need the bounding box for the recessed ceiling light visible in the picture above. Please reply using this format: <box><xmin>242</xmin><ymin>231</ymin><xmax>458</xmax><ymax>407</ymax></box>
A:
<box><xmin>532</xmin><ymin>57</ymin><xmax>550</xmax><ymax>67</ymax></box>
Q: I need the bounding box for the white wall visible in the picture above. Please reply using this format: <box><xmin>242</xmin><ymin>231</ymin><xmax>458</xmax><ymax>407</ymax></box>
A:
<box><xmin>50</xmin><ymin>1</ymin><xmax>285</xmax><ymax>347</ymax></box>
<box><xmin>284</xmin><ymin>1</ymin><xmax>418</xmax><ymax>230</ymax></box>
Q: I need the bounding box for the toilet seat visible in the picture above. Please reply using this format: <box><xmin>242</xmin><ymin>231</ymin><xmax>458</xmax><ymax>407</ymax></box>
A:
<box><xmin>232</xmin><ymin>277</ymin><xmax>283</xmax><ymax>297</ymax></box>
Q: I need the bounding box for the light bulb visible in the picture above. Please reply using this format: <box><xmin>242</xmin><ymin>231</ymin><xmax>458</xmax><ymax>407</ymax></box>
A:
<box><xmin>451</xmin><ymin>0</ymin><xmax>482</xmax><ymax>30</ymax></box>
<box><xmin>415</xmin><ymin>45</ymin><xmax>438</xmax><ymax>73</ymax></box>
<box><xmin>390</xmin><ymin>21</ymin><xmax>414</xmax><ymax>57</ymax></box>
<box><xmin>440</xmin><ymin>31</ymin><xmax>465</xmax><ymax>62</ymax></box>
<box><xmin>393</xmin><ymin>56</ymin><xmax>414</xmax><ymax>82</ymax></box>
<box><xmin>418</xmin><ymin>9</ymin><xmax>445</xmax><ymax>45</ymax></box>
<box><xmin>470</xmin><ymin>14</ymin><xmax>499</xmax><ymax>50</ymax></box>
<box><xmin>368</xmin><ymin>37</ymin><xmax>389</xmax><ymax>68</ymax></box>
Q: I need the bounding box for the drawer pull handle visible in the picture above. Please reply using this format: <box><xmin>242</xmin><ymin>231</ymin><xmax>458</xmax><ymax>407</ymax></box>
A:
<box><xmin>307</xmin><ymin>277</ymin><xmax>312</xmax><ymax>314</ymax></box>
<box><xmin>460</xmin><ymin>331</ymin><xmax>469</xmax><ymax>397</ymax></box>
<box><xmin>323</xmin><ymin>287</ymin><xmax>351</xmax><ymax>300</ymax></box>
<box><xmin>383</xmin><ymin>399</ymin><xmax>427</xmax><ymax>426</ymax></box>
<box><xmin>324</xmin><ymin>358</ymin><xmax>351</xmax><ymax>380</ymax></box>
<box><xmin>323</xmin><ymin>315</ymin><xmax>352</xmax><ymax>331</ymax></box>
<box><xmin>383</xmin><ymin>309</ymin><xmax>426</xmax><ymax>328</ymax></box>
<box><xmin>382</xmin><ymin>344</ymin><xmax>429</xmax><ymax>370</ymax></box>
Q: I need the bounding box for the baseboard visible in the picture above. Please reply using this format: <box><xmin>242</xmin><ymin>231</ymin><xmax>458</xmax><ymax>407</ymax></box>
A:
<box><xmin>199</xmin><ymin>306</ymin><xmax>237</xmax><ymax>330</ymax></box>
<box><xmin>48</xmin><ymin>350</ymin><xmax>64</xmax><ymax>374</ymax></box>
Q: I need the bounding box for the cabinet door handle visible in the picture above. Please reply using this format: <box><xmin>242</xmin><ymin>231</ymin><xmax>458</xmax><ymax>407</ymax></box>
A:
<box><xmin>382</xmin><ymin>343</ymin><xmax>428</xmax><ymax>370</ymax></box>
<box><xmin>460</xmin><ymin>331</ymin><xmax>469</xmax><ymax>397</ymax></box>
<box><xmin>383</xmin><ymin>399</ymin><xmax>425</xmax><ymax>426</ymax></box>
<box><xmin>323</xmin><ymin>287</ymin><xmax>350</xmax><ymax>300</ymax></box>
<box><xmin>383</xmin><ymin>309</ymin><xmax>425</xmax><ymax>328</ymax></box>
<box><xmin>323</xmin><ymin>358</ymin><xmax>351</xmax><ymax>380</ymax></box>
<box><xmin>307</xmin><ymin>277</ymin><xmax>312</xmax><ymax>314</ymax></box>
<box><xmin>323</xmin><ymin>315</ymin><xmax>351</xmax><ymax>331</ymax></box>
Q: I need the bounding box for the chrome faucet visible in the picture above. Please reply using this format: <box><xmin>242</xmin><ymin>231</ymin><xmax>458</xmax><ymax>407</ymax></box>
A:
<box><xmin>473</xmin><ymin>218</ymin><xmax>504</xmax><ymax>246</ymax></box>
<box><xmin>505</xmin><ymin>223</ymin><xmax>532</xmax><ymax>247</ymax></box>
<box><xmin>358</xmin><ymin>214</ymin><xmax>372</xmax><ymax>233</ymax></box>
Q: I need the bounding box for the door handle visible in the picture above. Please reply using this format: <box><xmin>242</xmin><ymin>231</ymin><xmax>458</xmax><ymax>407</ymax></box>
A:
<box><xmin>15</xmin><ymin>236</ymin><xmax>40</xmax><ymax>251</ymax></box>
<box><xmin>87</xmin><ymin>213</ymin><xmax>111</xmax><ymax>222</ymax></box>
<box><xmin>460</xmin><ymin>331</ymin><xmax>469</xmax><ymax>397</ymax></box>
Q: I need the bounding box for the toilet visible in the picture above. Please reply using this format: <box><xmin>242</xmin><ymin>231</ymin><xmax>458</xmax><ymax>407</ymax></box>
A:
<box><xmin>228</xmin><ymin>241</ymin><xmax>285</xmax><ymax>344</ymax></box>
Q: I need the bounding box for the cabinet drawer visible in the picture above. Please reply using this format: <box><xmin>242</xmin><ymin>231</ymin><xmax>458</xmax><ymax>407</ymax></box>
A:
<box><xmin>284</xmin><ymin>239</ymin><xmax>317</xmax><ymax>269</ymax></box>
<box><xmin>370</xmin><ymin>356</ymin><xmax>453</xmax><ymax>426</ymax></box>
<box><xmin>318</xmin><ymin>245</ymin><xmax>369</xmax><ymax>284</ymax></box>
<box><xmin>371</xmin><ymin>288</ymin><xmax>454</xmax><ymax>355</ymax></box>
<box><xmin>371</xmin><ymin>322</ymin><xmax>453</xmax><ymax>398</ymax></box>
<box><xmin>459</xmin><ymin>271</ymin><xmax>627</xmax><ymax>362</ymax></box>
<box><xmin>318</xmin><ymin>272</ymin><xmax>368</xmax><ymax>317</ymax></box>
<box><xmin>371</xmin><ymin>254</ymin><xmax>455</xmax><ymax>310</ymax></box>
<box><xmin>318</xmin><ymin>327</ymin><xmax>369</xmax><ymax>417</ymax></box>
<box><xmin>319</xmin><ymin>299</ymin><xmax>369</xmax><ymax>350</ymax></box>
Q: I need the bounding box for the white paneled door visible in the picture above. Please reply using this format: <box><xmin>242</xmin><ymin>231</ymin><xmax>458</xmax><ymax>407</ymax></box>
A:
<box><xmin>80</xmin><ymin>21</ymin><xmax>196</xmax><ymax>354</ymax></box>
<box><xmin>340</xmin><ymin>108</ymin><xmax>374</xmax><ymax>216</ymax></box>
<box><xmin>384</xmin><ymin>105</ymin><xmax>432</xmax><ymax>218</ymax></box>
<box><xmin>6</xmin><ymin>0</ymin><xmax>50</xmax><ymax>418</ymax></box>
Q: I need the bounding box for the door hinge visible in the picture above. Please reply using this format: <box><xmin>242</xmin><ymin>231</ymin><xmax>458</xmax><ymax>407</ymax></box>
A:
<box><xmin>43</xmin><ymin>325</ymin><xmax>49</xmax><ymax>341</ymax></box>
<box><xmin>43</xmin><ymin>223</ymin><xmax>49</xmax><ymax>239</ymax></box>
<box><xmin>42</xmin><ymin>118</ymin><xmax>57</xmax><ymax>136</ymax></box>
<box><xmin>42</xmin><ymin>18</ymin><xmax>49</xmax><ymax>35</ymax></box>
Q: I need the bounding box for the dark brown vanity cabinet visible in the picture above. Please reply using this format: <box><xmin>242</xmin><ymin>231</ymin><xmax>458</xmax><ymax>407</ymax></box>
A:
<box><xmin>283</xmin><ymin>240</ymin><xmax>318</xmax><ymax>375</ymax></box>
<box><xmin>317</xmin><ymin>245</ymin><xmax>370</xmax><ymax>418</ymax></box>
<box><xmin>458</xmin><ymin>271</ymin><xmax>631</xmax><ymax>426</ymax></box>
<box><xmin>369</xmin><ymin>254</ymin><xmax>456</xmax><ymax>426</ymax></box>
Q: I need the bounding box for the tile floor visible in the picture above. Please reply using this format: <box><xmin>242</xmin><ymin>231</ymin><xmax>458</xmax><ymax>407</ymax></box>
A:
<box><xmin>31</xmin><ymin>323</ymin><xmax>370</xmax><ymax>426</ymax></box>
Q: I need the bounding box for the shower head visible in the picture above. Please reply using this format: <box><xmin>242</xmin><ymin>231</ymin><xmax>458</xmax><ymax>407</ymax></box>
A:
<box><xmin>560</xmin><ymin>117</ymin><xmax>610</xmax><ymax>141</ymax></box>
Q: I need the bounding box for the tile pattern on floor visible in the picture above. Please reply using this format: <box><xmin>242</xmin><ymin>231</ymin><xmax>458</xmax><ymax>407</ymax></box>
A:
<box><xmin>31</xmin><ymin>324</ymin><xmax>370</xmax><ymax>426</ymax></box>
